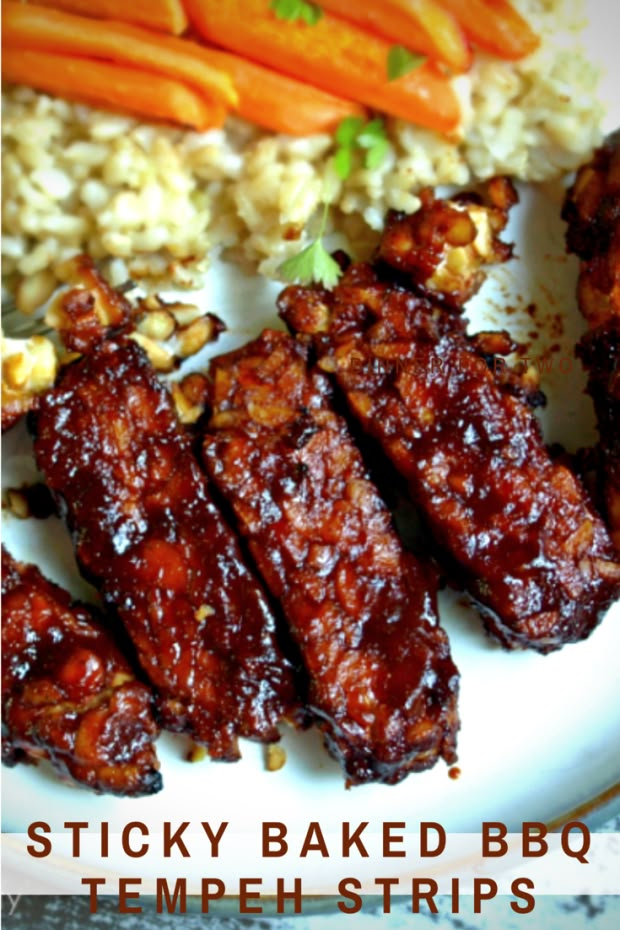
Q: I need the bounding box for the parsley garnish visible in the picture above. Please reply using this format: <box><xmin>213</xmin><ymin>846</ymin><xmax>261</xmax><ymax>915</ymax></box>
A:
<box><xmin>332</xmin><ymin>116</ymin><xmax>389</xmax><ymax>180</ymax></box>
<box><xmin>278</xmin><ymin>202</ymin><xmax>341</xmax><ymax>289</ymax></box>
<box><xmin>387</xmin><ymin>45</ymin><xmax>427</xmax><ymax>81</ymax></box>
<box><xmin>270</xmin><ymin>0</ymin><xmax>323</xmax><ymax>26</ymax></box>
<box><xmin>278</xmin><ymin>118</ymin><xmax>391</xmax><ymax>288</ymax></box>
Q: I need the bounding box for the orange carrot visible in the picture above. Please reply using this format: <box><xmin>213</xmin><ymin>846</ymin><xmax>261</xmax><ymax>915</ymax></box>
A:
<box><xmin>439</xmin><ymin>0</ymin><xmax>539</xmax><ymax>59</ymax></box>
<box><xmin>181</xmin><ymin>44</ymin><xmax>365</xmax><ymax>136</ymax></box>
<box><xmin>19</xmin><ymin>0</ymin><xmax>188</xmax><ymax>35</ymax></box>
<box><xmin>2</xmin><ymin>2</ymin><xmax>237</xmax><ymax>108</ymax></box>
<box><xmin>184</xmin><ymin>0</ymin><xmax>461</xmax><ymax>135</ymax></box>
<box><xmin>321</xmin><ymin>0</ymin><xmax>472</xmax><ymax>73</ymax></box>
<box><xmin>1</xmin><ymin>48</ymin><xmax>224</xmax><ymax>130</ymax></box>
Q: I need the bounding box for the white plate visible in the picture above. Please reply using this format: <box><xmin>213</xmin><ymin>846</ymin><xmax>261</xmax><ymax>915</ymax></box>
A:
<box><xmin>2</xmin><ymin>0</ymin><xmax>620</xmax><ymax>893</ymax></box>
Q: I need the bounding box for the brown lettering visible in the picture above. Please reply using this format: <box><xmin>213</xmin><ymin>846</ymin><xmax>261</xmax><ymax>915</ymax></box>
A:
<box><xmin>64</xmin><ymin>821</ymin><xmax>88</xmax><ymax>857</ymax></box>
<box><xmin>26</xmin><ymin>822</ymin><xmax>51</xmax><ymax>858</ymax></box>
<box><xmin>239</xmin><ymin>878</ymin><xmax>262</xmax><ymax>915</ymax></box>
<box><xmin>561</xmin><ymin>822</ymin><xmax>590</xmax><ymax>863</ymax></box>
<box><xmin>343</xmin><ymin>822</ymin><xmax>368</xmax><ymax>857</ymax></box>
<box><xmin>420</xmin><ymin>822</ymin><xmax>446</xmax><ymax>857</ymax></box>
<box><xmin>163</xmin><ymin>821</ymin><xmax>190</xmax><ymax>858</ymax></box>
<box><xmin>482</xmin><ymin>822</ymin><xmax>508</xmax><ymax>857</ymax></box>
<box><xmin>523</xmin><ymin>822</ymin><xmax>547</xmax><ymax>857</ymax></box>
<box><xmin>262</xmin><ymin>822</ymin><xmax>288</xmax><ymax>857</ymax></box>
<box><xmin>338</xmin><ymin>878</ymin><xmax>362</xmax><ymax>914</ymax></box>
<box><xmin>451</xmin><ymin>876</ymin><xmax>460</xmax><ymax>914</ymax></box>
<box><xmin>411</xmin><ymin>878</ymin><xmax>438</xmax><ymax>913</ymax></box>
<box><xmin>100</xmin><ymin>822</ymin><xmax>109</xmax><ymax>858</ymax></box>
<box><xmin>276</xmin><ymin>877</ymin><xmax>303</xmax><ymax>914</ymax></box>
<box><xmin>121</xmin><ymin>822</ymin><xmax>149</xmax><ymax>858</ymax></box>
<box><xmin>201</xmin><ymin>878</ymin><xmax>225</xmax><ymax>912</ymax></box>
<box><xmin>156</xmin><ymin>878</ymin><xmax>187</xmax><ymax>914</ymax></box>
<box><xmin>376</xmin><ymin>877</ymin><xmax>399</xmax><ymax>912</ymax></box>
<box><xmin>383</xmin><ymin>822</ymin><xmax>406</xmax><ymax>858</ymax></box>
<box><xmin>300</xmin><ymin>822</ymin><xmax>329</xmax><ymax>858</ymax></box>
<box><xmin>511</xmin><ymin>877</ymin><xmax>536</xmax><ymax>913</ymax></box>
<box><xmin>81</xmin><ymin>877</ymin><xmax>105</xmax><ymax>913</ymax></box>
<box><xmin>201</xmin><ymin>822</ymin><xmax>228</xmax><ymax>857</ymax></box>
<box><xmin>474</xmin><ymin>878</ymin><xmax>498</xmax><ymax>913</ymax></box>
<box><xmin>119</xmin><ymin>878</ymin><xmax>142</xmax><ymax>914</ymax></box>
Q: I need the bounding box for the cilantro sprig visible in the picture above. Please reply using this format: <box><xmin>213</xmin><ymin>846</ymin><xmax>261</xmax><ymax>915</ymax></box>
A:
<box><xmin>387</xmin><ymin>45</ymin><xmax>427</xmax><ymax>81</ymax></box>
<box><xmin>270</xmin><ymin>0</ymin><xmax>323</xmax><ymax>25</ymax></box>
<box><xmin>278</xmin><ymin>116</ymin><xmax>392</xmax><ymax>288</ymax></box>
<box><xmin>332</xmin><ymin>116</ymin><xmax>389</xmax><ymax>180</ymax></box>
<box><xmin>278</xmin><ymin>202</ymin><xmax>341</xmax><ymax>289</ymax></box>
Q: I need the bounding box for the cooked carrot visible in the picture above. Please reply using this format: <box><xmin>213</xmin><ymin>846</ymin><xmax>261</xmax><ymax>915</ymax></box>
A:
<box><xmin>181</xmin><ymin>44</ymin><xmax>365</xmax><ymax>136</ymax></box>
<box><xmin>20</xmin><ymin>0</ymin><xmax>188</xmax><ymax>35</ymax></box>
<box><xmin>321</xmin><ymin>0</ymin><xmax>472</xmax><ymax>73</ymax></box>
<box><xmin>2</xmin><ymin>2</ymin><xmax>237</xmax><ymax>108</ymax></box>
<box><xmin>1</xmin><ymin>48</ymin><xmax>224</xmax><ymax>130</ymax></box>
<box><xmin>439</xmin><ymin>0</ymin><xmax>539</xmax><ymax>59</ymax></box>
<box><xmin>184</xmin><ymin>0</ymin><xmax>461</xmax><ymax>135</ymax></box>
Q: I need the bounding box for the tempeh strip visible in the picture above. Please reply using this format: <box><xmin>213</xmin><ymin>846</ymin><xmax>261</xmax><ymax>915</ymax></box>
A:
<box><xmin>577</xmin><ymin>323</ymin><xmax>620</xmax><ymax>551</ymax></box>
<box><xmin>564</xmin><ymin>133</ymin><xmax>620</xmax><ymax>547</ymax></box>
<box><xmin>562</xmin><ymin>129</ymin><xmax>620</xmax><ymax>329</ymax></box>
<box><xmin>32</xmin><ymin>339</ymin><xmax>298</xmax><ymax>760</ymax></box>
<box><xmin>202</xmin><ymin>330</ymin><xmax>458</xmax><ymax>785</ymax></box>
<box><xmin>280</xmin><ymin>263</ymin><xmax>620</xmax><ymax>652</ymax></box>
<box><xmin>2</xmin><ymin>547</ymin><xmax>161</xmax><ymax>796</ymax></box>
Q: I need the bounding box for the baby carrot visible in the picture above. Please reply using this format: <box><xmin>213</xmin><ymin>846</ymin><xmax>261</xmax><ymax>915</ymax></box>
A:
<box><xmin>184</xmin><ymin>0</ymin><xmax>461</xmax><ymax>135</ymax></box>
<box><xmin>439</xmin><ymin>0</ymin><xmax>540</xmax><ymax>59</ymax></box>
<box><xmin>21</xmin><ymin>0</ymin><xmax>188</xmax><ymax>35</ymax></box>
<box><xmin>321</xmin><ymin>0</ymin><xmax>472</xmax><ymax>73</ymax></box>
<box><xmin>1</xmin><ymin>47</ymin><xmax>224</xmax><ymax>131</ymax></box>
<box><xmin>183</xmin><ymin>44</ymin><xmax>366</xmax><ymax>135</ymax></box>
<box><xmin>2</xmin><ymin>1</ymin><xmax>237</xmax><ymax>108</ymax></box>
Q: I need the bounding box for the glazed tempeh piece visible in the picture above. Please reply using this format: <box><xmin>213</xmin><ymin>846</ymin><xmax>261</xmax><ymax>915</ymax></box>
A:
<box><xmin>376</xmin><ymin>179</ymin><xmax>517</xmax><ymax>309</ymax></box>
<box><xmin>202</xmin><ymin>330</ymin><xmax>459</xmax><ymax>785</ymax></box>
<box><xmin>1</xmin><ymin>547</ymin><xmax>161</xmax><ymax>796</ymax></box>
<box><xmin>47</xmin><ymin>254</ymin><xmax>225</xmax><ymax>367</ymax></box>
<box><xmin>577</xmin><ymin>323</ymin><xmax>620</xmax><ymax>551</ymax></box>
<box><xmin>562</xmin><ymin>130</ymin><xmax>620</xmax><ymax>329</ymax></box>
<box><xmin>47</xmin><ymin>254</ymin><xmax>133</xmax><ymax>354</ymax></box>
<box><xmin>564</xmin><ymin>135</ymin><xmax>620</xmax><ymax>547</ymax></box>
<box><xmin>2</xmin><ymin>255</ymin><xmax>223</xmax><ymax>433</ymax></box>
<box><xmin>280</xmin><ymin>263</ymin><xmax>620</xmax><ymax>652</ymax></box>
<box><xmin>32</xmin><ymin>339</ymin><xmax>297</xmax><ymax>760</ymax></box>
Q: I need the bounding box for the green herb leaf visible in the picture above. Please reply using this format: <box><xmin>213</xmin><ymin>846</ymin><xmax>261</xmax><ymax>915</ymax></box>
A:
<box><xmin>331</xmin><ymin>115</ymin><xmax>388</xmax><ymax>181</ymax></box>
<box><xmin>364</xmin><ymin>137</ymin><xmax>389</xmax><ymax>170</ymax></box>
<box><xmin>270</xmin><ymin>0</ymin><xmax>323</xmax><ymax>26</ymax></box>
<box><xmin>335</xmin><ymin>115</ymin><xmax>364</xmax><ymax>148</ymax></box>
<box><xmin>333</xmin><ymin>146</ymin><xmax>352</xmax><ymax>181</ymax></box>
<box><xmin>387</xmin><ymin>45</ymin><xmax>427</xmax><ymax>81</ymax></box>
<box><xmin>278</xmin><ymin>237</ymin><xmax>341</xmax><ymax>289</ymax></box>
<box><xmin>356</xmin><ymin>118</ymin><xmax>385</xmax><ymax>146</ymax></box>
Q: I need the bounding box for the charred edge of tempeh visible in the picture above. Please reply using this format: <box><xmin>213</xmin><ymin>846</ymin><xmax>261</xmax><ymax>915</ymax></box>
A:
<box><xmin>1</xmin><ymin>546</ymin><xmax>162</xmax><ymax>796</ymax></box>
<box><xmin>279</xmin><ymin>263</ymin><xmax>620</xmax><ymax>653</ymax></box>
<box><xmin>577</xmin><ymin>322</ymin><xmax>620</xmax><ymax>552</ymax></box>
<box><xmin>563</xmin><ymin>130</ymin><xmax>620</xmax><ymax>261</ymax></box>
<box><xmin>31</xmin><ymin>339</ymin><xmax>299</xmax><ymax>761</ymax></box>
<box><xmin>202</xmin><ymin>329</ymin><xmax>459</xmax><ymax>786</ymax></box>
<box><xmin>562</xmin><ymin>130</ymin><xmax>620</xmax><ymax>330</ymax></box>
